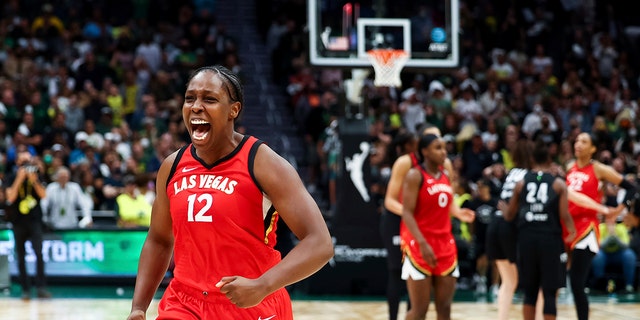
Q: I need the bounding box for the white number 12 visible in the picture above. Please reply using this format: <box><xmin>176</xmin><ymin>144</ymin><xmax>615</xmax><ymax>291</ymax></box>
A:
<box><xmin>187</xmin><ymin>193</ymin><xmax>213</xmax><ymax>222</ymax></box>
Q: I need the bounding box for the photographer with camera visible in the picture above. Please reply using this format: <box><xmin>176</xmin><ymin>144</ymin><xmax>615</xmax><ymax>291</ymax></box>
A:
<box><xmin>4</xmin><ymin>147</ymin><xmax>51</xmax><ymax>300</ymax></box>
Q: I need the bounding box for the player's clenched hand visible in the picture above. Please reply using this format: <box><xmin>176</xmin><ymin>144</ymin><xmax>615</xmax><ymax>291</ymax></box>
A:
<box><xmin>126</xmin><ymin>310</ymin><xmax>145</xmax><ymax>320</ymax></box>
<box><xmin>216</xmin><ymin>276</ymin><xmax>269</xmax><ymax>308</ymax></box>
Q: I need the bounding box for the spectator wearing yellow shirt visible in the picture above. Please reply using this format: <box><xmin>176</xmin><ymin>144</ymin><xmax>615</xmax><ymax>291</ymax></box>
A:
<box><xmin>105</xmin><ymin>83</ymin><xmax>125</xmax><ymax>127</ymax></box>
<box><xmin>115</xmin><ymin>175</ymin><xmax>151</xmax><ymax>228</ymax></box>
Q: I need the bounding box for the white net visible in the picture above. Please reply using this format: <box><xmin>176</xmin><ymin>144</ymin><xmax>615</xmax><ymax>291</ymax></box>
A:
<box><xmin>366</xmin><ymin>49</ymin><xmax>409</xmax><ymax>87</ymax></box>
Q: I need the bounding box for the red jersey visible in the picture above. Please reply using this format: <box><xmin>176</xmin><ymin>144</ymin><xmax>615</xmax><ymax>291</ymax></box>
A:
<box><xmin>166</xmin><ymin>136</ymin><xmax>281</xmax><ymax>294</ymax></box>
<box><xmin>400</xmin><ymin>167</ymin><xmax>457</xmax><ymax>274</ymax></box>
<box><xmin>565</xmin><ymin>162</ymin><xmax>601</xmax><ymax>247</ymax></box>
<box><xmin>409</xmin><ymin>152</ymin><xmax>420</xmax><ymax>167</ymax></box>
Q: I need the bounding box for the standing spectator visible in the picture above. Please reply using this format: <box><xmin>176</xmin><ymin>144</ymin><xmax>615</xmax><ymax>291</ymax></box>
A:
<box><xmin>78</xmin><ymin>119</ymin><xmax>105</xmax><ymax>153</ymax></box>
<box><xmin>460</xmin><ymin>131</ymin><xmax>493</xmax><ymax>182</ymax></box>
<box><xmin>4</xmin><ymin>148</ymin><xmax>51</xmax><ymax>300</ymax></box>
<box><xmin>489</xmin><ymin>49</ymin><xmax>515</xmax><ymax>86</ymax></box>
<box><xmin>521</xmin><ymin>103</ymin><xmax>559</xmax><ymax>139</ymax></box>
<box><xmin>593</xmin><ymin>33</ymin><xmax>619</xmax><ymax>83</ymax></box>
<box><xmin>15</xmin><ymin>105</ymin><xmax>44</xmax><ymax>153</ymax></box>
<box><xmin>426</xmin><ymin>80</ymin><xmax>452</xmax><ymax>129</ymax></box>
<box><xmin>398</xmin><ymin>88</ymin><xmax>425</xmax><ymax>134</ymax></box>
<box><xmin>531</xmin><ymin>43</ymin><xmax>553</xmax><ymax>75</ymax></box>
<box><xmin>478</xmin><ymin>80</ymin><xmax>503</xmax><ymax>118</ymax></box>
<box><xmin>41</xmin><ymin>166</ymin><xmax>93</xmax><ymax>229</ymax></box>
<box><xmin>58</xmin><ymin>93</ymin><xmax>84</xmax><ymax>133</ymax></box>
<box><xmin>73</xmin><ymin>51</ymin><xmax>111</xmax><ymax>92</ymax></box>
<box><xmin>454</xmin><ymin>79</ymin><xmax>482</xmax><ymax>128</ymax></box>
<box><xmin>135</xmin><ymin>33</ymin><xmax>162</xmax><ymax>73</ymax></box>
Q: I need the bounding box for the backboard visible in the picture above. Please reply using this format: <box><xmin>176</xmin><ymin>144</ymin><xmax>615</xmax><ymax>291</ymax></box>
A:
<box><xmin>308</xmin><ymin>0</ymin><xmax>459</xmax><ymax>68</ymax></box>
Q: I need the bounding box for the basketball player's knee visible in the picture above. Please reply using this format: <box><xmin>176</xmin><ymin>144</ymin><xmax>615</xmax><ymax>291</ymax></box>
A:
<box><xmin>435</xmin><ymin>301</ymin><xmax>452</xmax><ymax>315</ymax></box>
<box><xmin>412</xmin><ymin>303</ymin><xmax>429</xmax><ymax>317</ymax></box>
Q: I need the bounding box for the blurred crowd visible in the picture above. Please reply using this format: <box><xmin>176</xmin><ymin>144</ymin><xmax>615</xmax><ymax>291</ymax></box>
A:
<box><xmin>0</xmin><ymin>0</ymin><xmax>240</xmax><ymax>227</ymax></box>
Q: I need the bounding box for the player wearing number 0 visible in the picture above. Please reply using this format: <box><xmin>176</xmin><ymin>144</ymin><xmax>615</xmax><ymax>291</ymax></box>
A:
<box><xmin>563</xmin><ymin>132</ymin><xmax>635</xmax><ymax>320</ymax></box>
<box><xmin>502</xmin><ymin>138</ymin><xmax>576</xmax><ymax>320</ymax></box>
<box><xmin>127</xmin><ymin>66</ymin><xmax>333</xmax><ymax>320</ymax></box>
<box><xmin>400</xmin><ymin>134</ymin><xmax>475</xmax><ymax>320</ymax></box>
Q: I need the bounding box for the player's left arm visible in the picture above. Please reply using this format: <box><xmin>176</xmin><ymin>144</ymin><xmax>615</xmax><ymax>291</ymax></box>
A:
<box><xmin>218</xmin><ymin>144</ymin><xmax>333</xmax><ymax>308</ymax></box>
<box><xmin>595</xmin><ymin>161</ymin><xmax>637</xmax><ymax>208</ymax></box>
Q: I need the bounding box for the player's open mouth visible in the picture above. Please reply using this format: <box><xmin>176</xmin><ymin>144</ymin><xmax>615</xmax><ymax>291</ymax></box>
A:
<box><xmin>191</xmin><ymin>119</ymin><xmax>211</xmax><ymax>140</ymax></box>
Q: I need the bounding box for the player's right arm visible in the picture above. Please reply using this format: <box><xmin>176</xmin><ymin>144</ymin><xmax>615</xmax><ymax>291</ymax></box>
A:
<box><xmin>555</xmin><ymin>177</ymin><xmax>576</xmax><ymax>243</ymax></box>
<box><xmin>401</xmin><ymin>167</ymin><xmax>435</xmax><ymax>267</ymax></box>
<box><xmin>128</xmin><ymin>152</ymin><xmax>177</xmax><ymax>320</ymax></box>
<box><xmin>384</xmin><ymin>154</ymin><xmax>412</xmax><ymax>216</ymax></box>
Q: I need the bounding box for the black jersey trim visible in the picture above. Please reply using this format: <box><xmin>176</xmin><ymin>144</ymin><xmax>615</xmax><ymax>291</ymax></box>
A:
<box><xmin>190</xmin><ymin>135</ymin><xmax>251</xmax><ymax>169</ymax></box>
<box><xmin>166</xmin><ymin>144</ymin><xmax>190</xmax><ymax>189</ymax></box>
<box><xmin>264</xmin><ymin>205</ymin><xmax>277</xmax><ymax>238</ymax></box>
<box><xmin>248</xmin><ymin>139</ymin><xmax>266</xmax><ymax>193</ymax></box>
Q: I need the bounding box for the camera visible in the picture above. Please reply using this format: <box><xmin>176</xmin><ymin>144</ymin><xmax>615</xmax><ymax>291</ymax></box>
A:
<box><xmin>23</xmin><ymin>164</ymin><xmax>39</xmax><ymax>173</ymax></box>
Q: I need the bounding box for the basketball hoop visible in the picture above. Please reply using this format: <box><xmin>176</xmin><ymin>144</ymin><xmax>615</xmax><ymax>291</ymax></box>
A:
<box><xmin>366</xmin><ymin>49</ymin><xmax>409</xmax><ymax>87</ymax></box>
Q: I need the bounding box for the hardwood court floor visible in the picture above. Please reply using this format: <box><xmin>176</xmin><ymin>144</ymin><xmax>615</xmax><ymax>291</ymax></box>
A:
<box><xmin>0</xmin><ymin>298</ymin><xmax>639</xmax><ymax>320</ymax></box>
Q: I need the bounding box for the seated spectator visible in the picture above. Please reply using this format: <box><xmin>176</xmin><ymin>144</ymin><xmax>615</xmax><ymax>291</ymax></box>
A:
<box><xmin>591</xmin><ymin>216</ymin><xmax>637</xmax><ymax>293</ymax></box>
<box><xmin>41</xmin><ymin>167</ymin><xmax>93</xmax><ymax>229</ymax></box>
<box><xmin>115</xmin><ymin>174</ymin><xmax>151</xmax><ymax>228</ymax></box>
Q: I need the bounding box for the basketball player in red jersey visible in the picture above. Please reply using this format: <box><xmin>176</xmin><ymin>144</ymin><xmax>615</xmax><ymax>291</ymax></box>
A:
<box><xmin>127</xmin><ymin>66</ymin><xmax>333</xmax><ymax>320</ymax></box>
<box><xmin>384</xmin><ymin>125</ymin><xmax>452</xmax><ymax>216</ymax></box>
<box><xmin>564</xmin><ymin>132</ymin><xmax>634</xmax><ymax>320</ymax></box>
<box><xmin>382</xmin><ymin>125</ymin><xmax>455</xmax><ymax>320</ymax></box>
<box><xmin>400</xmin><ymin>134</ymin><xmax>475</xmax><ymax>320</ymax></box>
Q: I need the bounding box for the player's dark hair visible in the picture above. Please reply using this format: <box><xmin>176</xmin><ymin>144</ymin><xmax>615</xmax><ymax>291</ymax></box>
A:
<box><xmin>188</xmin><ymin>65</ymin><xmax>244</xmax><ymax>118</ymax></box>
<box><xmin>387</xmin><ymin>131</ymin><xmax>416</xmax><ymax>163</ymax></box>
<box><xmin>586</xmin><ymin>132</ymin><xmax>598</xmax><ymax>149</ymax></box>
<box><xmin>532</xmin><ymin>138</ymin><xmax>550</xmax><ymax>165</ymax></box>
<box><xmin>511</xmin><ymin>137</ymin><xmax>532</xmax><ymax>169</ymax></box>
<box><xmin>417</xmin><ymin>133</ymin><xmax>440</xmax><ymax>164</ymax></box>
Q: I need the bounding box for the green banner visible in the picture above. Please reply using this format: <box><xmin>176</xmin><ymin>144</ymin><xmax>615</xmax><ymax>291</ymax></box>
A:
<box><xmin>0</xmin><ymin>228</ymin><xmax>148</xmax><ymax>277</ymax></box>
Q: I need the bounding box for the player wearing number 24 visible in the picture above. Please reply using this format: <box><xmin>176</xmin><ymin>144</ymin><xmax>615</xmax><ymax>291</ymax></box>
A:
<box><xmin>127</xmin><ymin>66</ymin><xmax>333</xmax><ymax>320</ymax></box>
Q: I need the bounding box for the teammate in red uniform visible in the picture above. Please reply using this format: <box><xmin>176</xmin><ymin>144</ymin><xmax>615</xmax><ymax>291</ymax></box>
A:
<box><xmin>382</xmin><ymin>125</ymin><xmax>454</xmax><ymax>320</ymax></box>
<box><xmin>400</xmin><ymin>134</ymin><xmax>474</xmax><ymax>320</ymax></box>
<box><xmin>564</xmin><ymin>132</ymin><xmax>634</xmax><ymax>320</ymax></box>
<box><xmin>127</xmin><ymin>65</ymin><xmax>333</xmax><ymax>320</ymax></box>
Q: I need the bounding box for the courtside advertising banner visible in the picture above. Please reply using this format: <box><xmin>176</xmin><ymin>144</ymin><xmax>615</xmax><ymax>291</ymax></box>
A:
<box><xmin>0</xmin><ymin>228</ymin><xmax>146</xmax><ymax>277</ymax></box>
